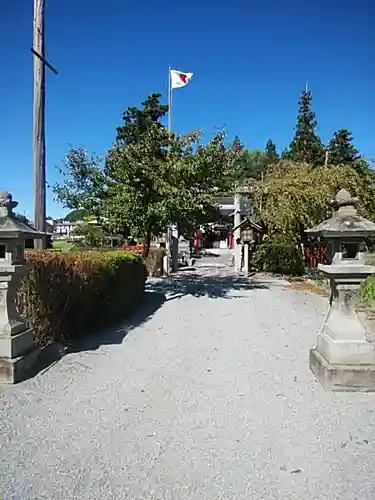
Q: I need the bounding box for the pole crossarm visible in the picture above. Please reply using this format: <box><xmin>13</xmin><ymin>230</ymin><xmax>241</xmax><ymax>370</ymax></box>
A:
<box><xmin>30</xmin><ymin>48</ymin><xmax>58</xmax><ymax>75</ymax></box>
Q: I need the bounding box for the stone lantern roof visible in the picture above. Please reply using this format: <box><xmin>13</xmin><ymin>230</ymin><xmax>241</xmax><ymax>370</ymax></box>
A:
<box><xmin>305</xmin><ymin>188</ymin><xmax>375</xmax><ymax>238</ymax></box>
<box><xmin>0</xmin><ymin>191</ymin><xmax>43</xmax><ymax>239</ymax></box>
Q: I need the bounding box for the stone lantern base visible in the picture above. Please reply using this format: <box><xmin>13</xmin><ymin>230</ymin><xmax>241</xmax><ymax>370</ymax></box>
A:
<box><xmin>0</xmin><ymin>190</ymin><xmax>43</xmax><ymax>383</ymax></box>
<box><xmin>0</xmin><ymin>262</ymin><xmax>41</xmax><ymax>385</ymax></box>
<box><xmin>309</xmin><ymin>266</ymin><xmax>375</xmax><ymax>392</ymax></box>
<box><xmin>0</xmin><ymin>327</ymin><xmax>40</xmax><ymax>384</ymax></box>
<box><xmin>310</xmin><ymin>349</ymin><xmax>375</xmax><ymax>392</ymax></box>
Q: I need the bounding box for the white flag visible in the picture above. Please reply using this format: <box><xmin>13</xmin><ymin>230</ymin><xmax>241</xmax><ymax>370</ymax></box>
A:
<box><xmin>170</xmin><ymin>69</ymin><xmax>193</xmax><ymax>89</ymax></box>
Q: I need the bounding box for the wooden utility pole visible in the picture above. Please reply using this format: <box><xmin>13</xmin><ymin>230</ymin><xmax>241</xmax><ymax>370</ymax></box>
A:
<box><xmin>32</xmin><ymin>0</ymin><xmax>57</xmax><ymax>249</ymax></box>
<box><xmin>33</xmin><ymin>0</ymin><xmax>46</xmax><ymax>249</ymax></box>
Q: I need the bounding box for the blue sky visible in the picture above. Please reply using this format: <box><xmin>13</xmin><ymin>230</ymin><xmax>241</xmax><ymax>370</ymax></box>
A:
<box><xmin>2</xmin><ymin>0</ymin><xmax>374</xmax><ymax>218</ymax></box>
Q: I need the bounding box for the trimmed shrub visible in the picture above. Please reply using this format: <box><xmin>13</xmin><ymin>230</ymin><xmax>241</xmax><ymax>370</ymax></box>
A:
<box><xmin>17</xmin><ymin>251</ymin><xmax>147</xmax><ymax>347</ymax></box>
<box><xmin>252</xmin><ymin>239</ymin><xmax>305</xmax><ymax>276</ymax></box>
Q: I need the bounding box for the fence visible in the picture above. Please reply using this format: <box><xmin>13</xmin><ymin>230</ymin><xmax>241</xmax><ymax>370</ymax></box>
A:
<box><xmin>304</xmin><ymin>243</ymin><xmax>329</xmax><ymax>268</ymax></box>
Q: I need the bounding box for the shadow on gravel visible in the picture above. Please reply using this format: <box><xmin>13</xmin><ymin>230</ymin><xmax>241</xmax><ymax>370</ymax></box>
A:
<box><xmin>67</xmin><ymin>291</ymin><xmax>167</xmax><ymax>354</ymax></box>
<box><xmin>23</xmin><ymin>292</ymin><xmax>167</xmax><ymax>378</ymax></box>
<box><xmin>148</xmin><ymin>272</ymin><xmax>269</xmax><ymax>300</ymax></box>
<box><xmin>20</xmin><ymin>273</ymin><xmax>269</xmax><ymax>381</ymax></box>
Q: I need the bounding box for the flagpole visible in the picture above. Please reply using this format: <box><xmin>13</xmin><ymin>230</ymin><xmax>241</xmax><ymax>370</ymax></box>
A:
<box><xmin>164</xmin><ymin>66</ymin><xmax>193</xmax><ymax>275</ymax></box>
<box><xmin>168</xmin><ymin>66</ymin><xmax>172</xmax><ymax>136</ymax></box>
<box><xmin>165</xmin><ymin>66</ymin><xmax>172</xmax><ymax>276</ymax></box>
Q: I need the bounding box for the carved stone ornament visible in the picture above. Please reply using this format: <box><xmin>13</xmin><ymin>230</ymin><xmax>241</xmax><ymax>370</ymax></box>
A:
<box><xmin>0</xmin><ymin>191</ymin><xmax>18</xmax><ymax>219</ymax></box>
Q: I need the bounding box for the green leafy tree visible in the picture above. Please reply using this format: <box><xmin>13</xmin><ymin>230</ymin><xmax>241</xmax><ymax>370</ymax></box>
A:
<box><xmin>231</xmin><ymin>137</ymin><xmax>270</xmax><ymax>181</ymax></box>
<box><xmin>73</xmin><ymin>221</ymin><xmax>106</xmax><ymax>248</ymax></box>
<box><xmin>241</xmin><ymin>150</ymin><xmax>269</xmax><ymax>180</ymax></box>
<box><xmin>55</xmin><ymin>94</ymin><xmax>240</xmax><ymax>254</ymax></box>
<box><xmin>64</xmin><ymin>209</ymin><xmax>89</xmax><ymax>222</ymax></box>
<box><xmin>265</xmin><ymin>139</ymin><xmax>278</xmax><ymax>163</ymax></box>
<box><xmin>53</xmin><ymin>148</ymin><xmax>107</xmax><ymax>220</ymax></box>
<box><xmin>327</xmin><ymin>128</ymin><xmax>360</xmax><ymax>165</ymax></box>
<box><xmin>106</xmin><ymin>124</ymin><xmax>239</xmax><ymax>252</ymax></box>
<box><xmin>353</xmin><ymin>164</ymin><xmax>375</xmax><ymax>222</ymax></box>
<box><xmin>252</xmin><ymin>161</ymin><xmax>364</xmax><ymax>243</ymax></box>
<box><xmin>284</xmin><ymin>90</ymin><xmax>325</xmax><ymax>166</ymax></box>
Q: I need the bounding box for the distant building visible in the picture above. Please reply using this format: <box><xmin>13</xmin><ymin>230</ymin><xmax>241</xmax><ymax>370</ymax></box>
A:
<box><xmin>216</xmin><ymin>194</ymin><xmax>251</xmax><ymax>218</ymax></box>
<box><xmin>46</xmin><ymin>218</ymin><xmax>80</xmax><ymax>238</ymax></box>
<box><xmin>46</xmin><ymin>217</ymin><xmax>105</xmax><ymax>239</ymax></box>
<box><xmin>202</xmin><ymin>194</ymin><xmax>252</xmax><ymax>249</ymax></box>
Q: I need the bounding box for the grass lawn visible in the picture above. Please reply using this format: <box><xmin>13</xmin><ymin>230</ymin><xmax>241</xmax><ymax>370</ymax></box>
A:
<box><xmin>52</xmin><ymin>239</ymin><xmax>74</xmax><ymax>252</ymax></box>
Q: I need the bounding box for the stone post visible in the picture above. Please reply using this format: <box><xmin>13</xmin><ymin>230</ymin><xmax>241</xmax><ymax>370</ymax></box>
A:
<box><xmin>243</xmin><ymin>243</ymin><xmax>249</xmax><ymax>276</ymax></box>
<box><xmin>0</xmin><ymin>191</ymin><xmax>42</xmax><ymax>384</ymax></box>
<box><xmin>163</xmin><ymin>229</ymin><xmax>171</xmax><ymax>276</ymax></box>
<box><xmin>233</xmin><ymin>193</ymin><xmax>242</xmax><ymax>272</ymax></box>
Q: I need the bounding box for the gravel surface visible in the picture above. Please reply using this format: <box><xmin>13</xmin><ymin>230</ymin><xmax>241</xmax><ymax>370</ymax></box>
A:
<box><xmin>1</xmin><ymin>259</ymin><xmax>375</xmax><ymax>500</ymax></box>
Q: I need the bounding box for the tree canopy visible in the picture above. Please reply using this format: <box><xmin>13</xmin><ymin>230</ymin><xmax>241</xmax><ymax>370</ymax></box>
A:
<box><xmin>251</xmin><ymin>160</ymin><xmax>375</xmax><ymax>244</ymax></box>
<box><xmin>54</xmin><ymin>148</ymin><xmax>107</xmax><ymax>220</ymax></box>
<box><xmin>64</xmin><ymin>209</ymin><xmax>88</xmax><ymax>222</ymax></box>
<box><xmin>106</xmin><ymin>124</ymin><xmax>239</xmax><ymax>246</ymax></box>
<box><xmin>54</xmin><ymin>94</ymin><xmax>240</xmax><ymax>251</ymax></box>
<box><xmin>54</xmin><ymin>85</ymin><xmax>373</xmax><ymax>252</ymax></box>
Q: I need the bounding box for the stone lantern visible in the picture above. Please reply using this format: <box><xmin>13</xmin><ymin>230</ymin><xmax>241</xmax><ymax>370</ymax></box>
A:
<box><xmin>305</xmin><ymin>188</ymin><xmax>375</xmax><ymax>391</ymax></box>
<box><xmin>0</xmin><ymin>191</ymin><xmax>43</xmax><ymax>384</ymax></box>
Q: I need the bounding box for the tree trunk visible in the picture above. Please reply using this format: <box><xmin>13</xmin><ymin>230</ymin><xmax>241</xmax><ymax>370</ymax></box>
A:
<box><xmin>143</xmin><ymin>230</ymin><xmax>151</xmax><ymax>257</ymax></box>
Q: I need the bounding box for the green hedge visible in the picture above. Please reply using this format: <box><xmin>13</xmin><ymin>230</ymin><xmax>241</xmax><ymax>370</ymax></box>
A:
<box><xmin>17</xmin><ymin>251</ymin><xmax>147</xmax><ymax>347</ymax></box>
<box><xmin>252</xmin><ymin>239</ymin><xmax>305</xmax><ymax>276</ymax></box>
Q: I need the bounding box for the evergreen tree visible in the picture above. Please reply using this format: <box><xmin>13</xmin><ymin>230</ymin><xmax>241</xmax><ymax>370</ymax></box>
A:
<box><xmin>115</xmin><ymin>93</ymin><xmax>169</xmax><ymax>146</ymax></box>
<box><xmin>232</xmin><ymin>135</ymin><xmax>244</xmax><ymax>152</ymax></box>
<box><xmin>241</xmin><ymin>150</ymin><xmax>269</xmax><ymax>180</ymax></box>
<box><xmin>265</xmin><ymin>139</ymin><xmax>278</xmax><ymax>163</ymax></box>
<box><xmin>327</xmin><ymin>128</ymin><xmax>359</xmax><ymax>165</ymax></box>
<box><xmin>285</xmin><ymin>90</ymin><xmax>325</xmax><ymax>166</ymax></box>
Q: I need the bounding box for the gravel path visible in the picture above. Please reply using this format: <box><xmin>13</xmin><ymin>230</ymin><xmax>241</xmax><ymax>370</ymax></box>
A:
<box><xmin>1</xmin><ymin>260</ymin><xmax>375</xmax><ymax>500</ymax></box>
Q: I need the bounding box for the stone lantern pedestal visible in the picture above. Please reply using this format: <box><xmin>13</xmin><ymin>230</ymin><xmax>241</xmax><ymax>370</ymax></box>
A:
<box><xmin>310</xmin><ymin>265</ymin><xmax>375</xmax><ymax>391</ymax></box>
<box><xmin>0</xmin><ymin>191</ymin><xmax>43</xmax><ymax>384</ymax></box>
<box><xmin>306</xmin><ymin>189</ymin><xmax>375</xmax><ymax>392</ymax></box>
<box><xmin>0</xmin><ymin>266</ymin><xmax>40</xmax><ymax>383</ymax></box>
